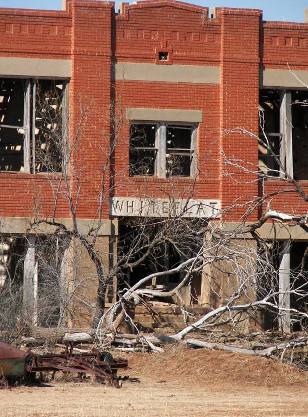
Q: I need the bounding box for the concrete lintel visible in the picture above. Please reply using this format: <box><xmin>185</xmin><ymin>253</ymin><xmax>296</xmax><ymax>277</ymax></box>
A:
<box><xmin>116</xmin><ymin>62</ymin><xmax>220</xmax><ymax>84</ymax></box>
<box><xmin>126</xmin><ymin>108</ymin><xmax>203</xmax><ymax>123</ymax></box>
<box><xmin>0</xmin><ymin>57</ymin><xmax>71</xmax><ymax>79</ymax></box>
<box><xmin>256</xmin><ymin>223</ymin><xmax>308</xmax><ymax>241</ymax></box>
<box><xmin>220</xmin><ymin>222</ymin><xmax>308</xmax><ymax>241</ymax></box>
<box><xmin>262</xmin><ymin>68</ymin><xmax>308</xmax><ymax>89</ymax></box>
<box><xmin>0</xmin><ymin>217</ymin><xmax>118</xmax><ymax>236</ymax></box>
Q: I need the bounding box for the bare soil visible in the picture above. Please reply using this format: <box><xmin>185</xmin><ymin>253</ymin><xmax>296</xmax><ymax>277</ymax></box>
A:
<box><xmin>1</xmin><ymin>347</ymin><xmax>308</xmax><ymax>417</ymax></box>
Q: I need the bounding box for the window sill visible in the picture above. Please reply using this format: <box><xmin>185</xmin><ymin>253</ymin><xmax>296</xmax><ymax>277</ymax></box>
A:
<box><xmin>130</xmin><ymin>175</ymin><xmax>196</xmax><ymax>182</ymax></box>
<box><xmin>265</xmin><ymin>177</ymin><xmax>308</xmax><ymax>184</ymax></box>
<box><xmin>0</xmin><ymin>171</ymin><xmax>63</xmax><ymax>179</ymax></box>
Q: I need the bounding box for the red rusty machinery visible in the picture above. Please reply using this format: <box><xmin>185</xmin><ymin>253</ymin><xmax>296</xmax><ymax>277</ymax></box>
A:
<box><xmin>0</xmin><ymin>341</ymin><xmax>128</xmax><ymax>388</ymax></box>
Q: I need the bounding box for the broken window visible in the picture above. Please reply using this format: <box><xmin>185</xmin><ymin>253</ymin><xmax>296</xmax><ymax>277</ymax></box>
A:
<box><xmin>0</xmin><ymin>80</ymin><xmax>25</xmax><ymax>172</ymax></box>
<box><xmin>291</xmin><ymin>91</ymin><xmax>308</xmax><ymax>181</ymax></box>
<box><xmin>259</xmin><ymin>90</ymin><xmax>281</xmax><ymax>176</ymax></box>
<box><xmin>129</xmin><ymin>124</ymin><xmax>157</xmax><ymax>176</ymax></box>
<box><xmin>129</xmin><ymin>122</ymin><xmax>196</xmax><ymax>177</ymax></box>
<box><xmin>166</xmin><ymin>125</ymin><xmax>193</xmax><ymax>177</ymax></box>
<box><xmin>0</xmin><ymin>78</ymin><xmax>68</xmax><ymax>173</ymax></box>
<box><xmin>259</xmin><ymin>89</ymin><xmax>308</xmax><ymax>180</ymax></box>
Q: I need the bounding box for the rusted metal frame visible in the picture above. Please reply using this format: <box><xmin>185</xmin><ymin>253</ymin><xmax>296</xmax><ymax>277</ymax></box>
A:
<box><xmin>1</xmin><ymin>342</ymin><xmax>127</xmax><ymax>387</ymax></box>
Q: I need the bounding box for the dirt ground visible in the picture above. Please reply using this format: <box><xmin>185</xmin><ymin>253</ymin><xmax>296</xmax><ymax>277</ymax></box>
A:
<box><xmin>1</xmin><ymin>347</ymin><xmax>308</xmax><ymax>417</ymax></box>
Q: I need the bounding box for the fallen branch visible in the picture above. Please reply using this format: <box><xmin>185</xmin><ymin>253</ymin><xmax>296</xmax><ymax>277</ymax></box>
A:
<box><xmin>109</xmin><ymin>333</ymin><xmax>308</xmax><ymax>361</ymax></box>
<box><xmin>184</xmin><ymin>337</ymin><xmax>308</xmax><ymax>357</ymax></box>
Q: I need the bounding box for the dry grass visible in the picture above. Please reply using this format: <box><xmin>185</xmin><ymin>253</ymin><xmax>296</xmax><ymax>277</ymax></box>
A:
<box><xmin>0</xmin><ymin>348</ymin><xmax>307</xmax><ymax>417</ymax></box>
<box><xmin>127</xmin><ymin>345</ymin><xmax>308</xmax><ymax>387</ymax></box>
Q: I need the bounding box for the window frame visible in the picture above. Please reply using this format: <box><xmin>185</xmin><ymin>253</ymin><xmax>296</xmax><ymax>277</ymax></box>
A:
<box><xmin>0</xmin><ymin>78</ymin><xmax>68</xmax><ymax>174</ymax></box>
<box><xmin>129</xmin><ymin>121</ymin><xmax>197</xmax><ymax>178</ymax></box>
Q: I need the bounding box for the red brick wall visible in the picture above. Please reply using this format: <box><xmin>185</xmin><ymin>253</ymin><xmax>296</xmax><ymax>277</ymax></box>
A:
<box><xmin>0</xmin><ymin>0</ymin><xmax>306</xmax><ymax>222</ymax></box>
<box><xmin>219</xmin><ymin>8</ymin><xmax>261</xmax><ymax>221</ymax></box>
<box><xmin>0</xmin><ymin>2</ymin><xmax>72</xmax><ymax>218</ymax></box>
<box><xmin>0</xmin><ymin>0</ymin><xmax>113</xmax><ymax>220</ymax></box>
<box><xmin>114</xmin><ymin>1</ymin><xmax>221</xmax><ymax>205</ymax></box>
<box><xmin>263</xmin><ymin>22</ymin><xmax>308</xmax><ymax>70</ymax></box>
<box><xmin>114</xmin><ymin>81</ymin><xmax>220</xmax><ymax>200</ymax></box>
<box><xmin>0</xmin><ymin>6</ymin><xmax>71</xmax><ymax>59</ymax></box>
<box><xmin>116</xmin><ymin>1</ymin><xmax>220</xmax><ymax>65</ymax></box>
<box><xmin>70</xmin><ymin>0</ymin><xmax>113</xmax><ymax>219</ymax></box>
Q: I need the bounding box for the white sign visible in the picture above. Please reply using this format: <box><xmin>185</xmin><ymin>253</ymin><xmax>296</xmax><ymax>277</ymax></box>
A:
<box><xmin>111</xmin><ymin>197</ymin><xmax>221</xmax><ymax>218</ymax></box>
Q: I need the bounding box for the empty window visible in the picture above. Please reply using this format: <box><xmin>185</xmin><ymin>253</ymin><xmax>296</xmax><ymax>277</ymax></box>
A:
<box><xmin>158</xmin><ymin>51</ymin><xmax>169</xmax><ymax>61</ymax></box>
<box><xmin>0</xmin><ymin>78</ymin><xmax>67</xmax><ymax>173</ymax></box>
<box><xmin>259</xmin><ymin>89</ymin><xmax>281</xmax><ymax>177</ymax></box>
<box><xmin>129</xmin><ymin>124</ymin><xmax>157</xmax><ymax>176</ymax></box>
<box><xmin>259</xmin><ymin>89</ymin><xmax>308</xmax><ymax>180</ymax></box>
<box><xmin>129</xmin><ymin>122</ymin><xmax>196</xmax><ymax>177</ymax></box>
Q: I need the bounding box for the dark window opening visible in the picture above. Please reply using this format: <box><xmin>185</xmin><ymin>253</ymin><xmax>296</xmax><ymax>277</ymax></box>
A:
<box><xmin>129</xmin><ymin>123</ymin><xmax>157</xmax><ymax>176</ymax></box>
<box><xmin>0</xmin><ymin>128</ymin><xmax>24</xmax><ymax>172</ymax></box>
<box><xmin>35</xmin><ymin>81</ymin><xmax>65</xmax><ymax>173</ymax></box>
<box><xmin>259</xmin><ymin>89</ymin><xmax>308</xmax><ymax>180</ymax></box>
<box><xmin>291</xmin><ymin>91</ymin><xmax>308</xmax><ymax>181</ymax></box>
<box><xmin>0</xmin><ymin>80</ymin><xmax>25</xmax><ymax>171</ymax></box>
<box><xmin>159</xmin><ymin>51</ymin><xmax>169</xmax><ymax>61</ymax></box>
<box><xmin>0</xmin><ymin>78</ymin><xmax>67</xmax><ymax>173</ymax></box>
<box><xmin>290</xmin><ymin>242</ymin><xmax>308</xmax><ymax>331</ymax></box>
<box><xmin>118</xmin><ymin>218</ymin><xmax>203</xmax><ymax>307</ymax></box>
<box><xmin>166</xmin><ymin>125</ymin><xmax>193</xmax><ymax>177</ymax></box>
<box><xmin>129</xmin><ymin>122</ymin><xmax>196</xmax><ymax>178</ymax></box>
<box><xmin>259</xmin><ymin>89</ymin><xmax>281</xmax><ymax>177</ymax></box>
<box><xmin>118</xmin><ymin>220</ymin><xmax>186</xmax><ymax>291</ymax></box>
<box><xmin>257</xmin><ymin>241</ymin><xmax>308</xmax><ymax>331</ymax></box>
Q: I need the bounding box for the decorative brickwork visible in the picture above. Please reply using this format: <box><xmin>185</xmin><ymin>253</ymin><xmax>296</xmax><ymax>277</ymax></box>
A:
<box><xmin>0</xmin><ymin>0</ymin><xmax>306</xmax><ymax>222</ymax></box>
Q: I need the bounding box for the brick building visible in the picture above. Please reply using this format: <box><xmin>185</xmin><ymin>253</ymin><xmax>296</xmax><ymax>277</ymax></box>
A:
<box><xmin>0</xmin><ymin>0</ymin><xmax>307</xmax><ymax>330</ymax></box>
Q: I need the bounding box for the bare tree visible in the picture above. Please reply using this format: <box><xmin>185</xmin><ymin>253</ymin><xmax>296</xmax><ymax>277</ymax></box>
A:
<box><xmin>1</xmin><ymin>79</ymin><xmax>307</xmax><ymax>362</ymax></box>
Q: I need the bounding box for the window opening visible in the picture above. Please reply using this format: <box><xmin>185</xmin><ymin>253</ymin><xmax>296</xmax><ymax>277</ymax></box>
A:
<box><xmin>259</xmin><ymin>89</ymin><xmax>308</xmax><ymax>180</ymax></box>
<box><xmin>257</xmin><ymin>241</ymin><xmax>308</xmax><ymax>331</ymax></box>
<box><xmin>292</xmin><ymin>91</ymin><xmax>308</xmax><ymax>181</ymax></box>
<box><xmin>34</xmin><ymin>80</ymin><xmax>65</xmax><ymax>173</ymax></box>
<box><xmin>0</xmin><ymin>80</ymin><xmax>25</xmax><ymax>171</ymax></box>
<box><xmin>166</xmin><ymin>125</ymin><xmax>194</xmax><ymax>177</ymax></box>
<box><xmin>158</xmin><ymin>51</ymin><xmax>169</xmax><ymax>61</ymax></box>
<box><xmin>259</xmin><ymin>89</ymin><xmax>281</xmax><ymax>177</ymax></box>
<box><xmin>0</xmin><ymin>78</ymin><xmax>67</xmax><ymax>173</ymax></box>
<box><xmin>129</xmin><ymin>123</ymin><xmax>157</xmax><ymax>176</ymax></box>
<box><xmin>129</xmin><ymin>122</ymin><xmax>196</xmax><ymax>178</ymax></box>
